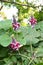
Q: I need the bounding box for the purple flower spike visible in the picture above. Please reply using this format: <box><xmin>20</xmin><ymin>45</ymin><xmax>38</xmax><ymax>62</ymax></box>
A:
<box><xmin>10</xmin><ymin>39</ymin><xmax>22</xmax><ymax>50</ymax></box>
<box><xmin>29</xmin><ymin>16</ymin><xmax>37</xmax><ymax>28</ymax></box>
<box><xmin>12</xmin><ymin>15</ymin><xmax>20</xmax><ymax>30</ymax></box>
<box><xmin>12</xmin><ymin>23</ymin><xmax>20</xmax><ymax>30</ymax></box>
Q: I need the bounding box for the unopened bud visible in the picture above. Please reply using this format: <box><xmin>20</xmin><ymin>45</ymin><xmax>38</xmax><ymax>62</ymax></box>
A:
<box><xmin>11</xmin><ymin>34</ymin><xmax>14</xmax><ymax>38</ymax></box>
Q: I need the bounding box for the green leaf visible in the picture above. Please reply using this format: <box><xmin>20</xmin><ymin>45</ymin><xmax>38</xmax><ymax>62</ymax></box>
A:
<box><xmin>0</xmin><ymin>20</ymin><xmax>12</xmax><ymax>30</ymax></box>
<box><xmin>11</xmin><ymin>56</ymin><xmax>17</xmax><ymax>63</ymax></box>
<box><xmin>16</xmin><ymin>26</ymin><xmax>40</xmax><ymax>45</ymax></box>
<box><xmin>0</xmin><ymin>34</ymin><xmax>11</xmax><ymax>47</ymax></box>
<box><xmin>36</xmin><ymin>47</ymin><xmax>43</xmax><ymax>57</ymax></box>
<box><xmin>23</xmin><ymin>27</ymin><xmax>40</xmax><ymax>44</ymax></box>
<box><xmin>35</xmin><ymin>21</ymin><xmax>43</xmax><ymax>32</ymax></box>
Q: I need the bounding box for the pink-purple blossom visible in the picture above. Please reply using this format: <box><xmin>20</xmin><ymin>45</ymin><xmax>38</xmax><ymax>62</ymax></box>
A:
<box><xmin>10</xmin><ymin>38</ymin><xmax>22</xmax><ymax>50</ymax></box>
<box><xmin>12</xmin><ymin>15</ymin><xmax>20</xmax><ymax>30</ymax></box>
<box><xmin>12</xmin><ymin>23</ymin><xmax>20</xmax><ymax>30</ymax></box>
<box><xmin>29</xmin><ymin>16</ymin><xmax>37</xmax><ymax>28</ymax></box>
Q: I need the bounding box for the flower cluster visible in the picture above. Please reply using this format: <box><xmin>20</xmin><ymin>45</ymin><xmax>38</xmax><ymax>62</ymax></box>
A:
<box><xmin>10</xmin><ymin>41</ymin><xmax>21</xmax><ymax>50</ymax></box>
<box><xmin>29</xmin><ymin>16</ymin><xmax>37</xmax><ymax>28</ymax></box>
<box><xmin>10</xmin><ymin>35</ymin><xmax>22</xmax><ymax>50</ymax></box>
<box><xmin>12</xmin><ymin>15</ymin><xmax>20</xmax><ymax>30</ymax></box>
<box><xmin>12</xmin><ymin>23</ymin><xmax>20</xmax><ymax>30</ymax></box>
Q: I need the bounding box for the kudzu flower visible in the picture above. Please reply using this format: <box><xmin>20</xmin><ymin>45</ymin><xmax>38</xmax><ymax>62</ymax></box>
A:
<box><xmin>29</xmin><ymin>16</ymin><xmax>37</xmax><ymax>28</ymax></box>
<box><xmin>10</xmin><ymin>34</ymin><xmax>22</xmax><ymax>50</ymax></box>
<box><xmin>10</xmin><ymin>41</ymin><xmax>21</xmax><ymax>50</ymax></box>
<box><xmin>12</xmin><ymin>15</ymin><xmax>20</xmax><ymax>30</ymax></box>
<box><xmin>12</xmin><ymin>23</ymin><xmax>20</xmax><ymax>30</ymax></box>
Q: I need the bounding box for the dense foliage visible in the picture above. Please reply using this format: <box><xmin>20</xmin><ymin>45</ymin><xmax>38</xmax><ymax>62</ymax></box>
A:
<box><xmin>0</xmin><ymin>20</ymin><xmax>43</xmax><ymax>65</ymax></box>
<box><xmin>0</xmin><ymin>0</ymin><xmax>43</xmax><ymax>65</ymax></box>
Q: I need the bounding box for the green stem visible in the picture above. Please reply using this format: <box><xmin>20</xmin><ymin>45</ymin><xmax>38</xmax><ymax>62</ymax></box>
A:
<box><xmin>28</xmin><ymin>58</ymin><xmax>34</xmax><ymax>65</ymax></box>
<box><xmin>9</xmin><ymin>52</ymin><xmax>31</xmax><ymax>60</ymax></box>
<box><xmin>30</xmin><ymin>43</ymin><xmax>33</xmax><ymax>55</ymax></box>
